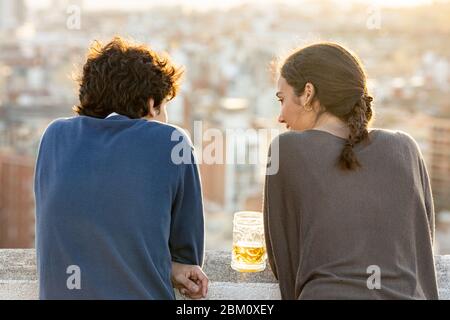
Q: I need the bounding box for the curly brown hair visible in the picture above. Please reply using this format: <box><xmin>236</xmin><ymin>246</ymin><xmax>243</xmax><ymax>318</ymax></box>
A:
<box><xmin>281</xmin><ymin>42</ymin><xmax>374</xmax><ymax>171</ymax></box>
<box><xmin>73</xmin><ymin>36</ymin><xmax>183</xmax><ymax>119</ymax></box>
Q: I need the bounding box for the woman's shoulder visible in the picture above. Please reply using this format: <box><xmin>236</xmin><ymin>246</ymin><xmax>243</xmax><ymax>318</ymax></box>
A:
<box><xmin>284</xmin><ymin>127</ymin><xmax>418</xmax><ymax>146</ymax></box>
<box><xmin>272</xmin><ymin>130</ymin><xmax>324</xmax><ymax>145</ymax></box>
<box><xmin>371</xmin><ymin>127</ymin><xmax>413</xmax><ymax>140</ymax></box>
<box><xmin>372</xmin><ymin>128</ymin><xmax>422</xmax><ymax>153</ymax></box>
<box><xmin>269</xmin><ymin>127</ymin><xmax>423</xmax><ymax>159</ymax></box>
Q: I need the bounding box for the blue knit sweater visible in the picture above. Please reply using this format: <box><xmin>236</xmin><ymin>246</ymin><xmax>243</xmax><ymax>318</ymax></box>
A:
<box><xmin>34</xmin><ymin>114</ymin><xmax>204</xmax><ymax>299</ymax></box>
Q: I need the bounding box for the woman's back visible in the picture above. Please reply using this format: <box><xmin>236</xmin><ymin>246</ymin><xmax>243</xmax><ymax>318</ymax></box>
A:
<box><xmin>264</xmin><ymin>128</ymin><xmax>438</xmax><ymax>299</ymax></box>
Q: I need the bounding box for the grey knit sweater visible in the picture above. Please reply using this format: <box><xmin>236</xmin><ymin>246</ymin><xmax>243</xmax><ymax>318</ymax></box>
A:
<box><xmin>263</xmin><ymin>128</ymin><xmax>438</xmax><ymax>299</ymax></box>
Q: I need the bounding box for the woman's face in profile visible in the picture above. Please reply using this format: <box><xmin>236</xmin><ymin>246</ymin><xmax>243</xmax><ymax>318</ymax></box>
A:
<box><xmin>276</xmin><ymin>76</ymin><xmax>318</xmax><ymax>131</ymax></box>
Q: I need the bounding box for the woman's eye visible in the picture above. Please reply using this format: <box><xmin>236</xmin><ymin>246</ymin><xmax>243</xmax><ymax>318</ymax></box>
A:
<box><xmin>277</xmin><ymin>98</ymin><xmax>283</xmax><ymax>103</ymax></box>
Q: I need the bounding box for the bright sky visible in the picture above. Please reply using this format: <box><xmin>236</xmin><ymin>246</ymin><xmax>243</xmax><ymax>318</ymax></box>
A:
<box><xmin>26</xmin><ymin>0</ymin><xmax>436</xmax><ymax>10</ymax></box>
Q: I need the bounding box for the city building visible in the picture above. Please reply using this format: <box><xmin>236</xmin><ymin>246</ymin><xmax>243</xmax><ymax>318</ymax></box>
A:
<box><xmin>0</xmin><ymin>0</ymin><xmax>26</xmax><ymax>32</ymax></box>
<box><xmin>0</xmin><ymin>152</ymin><xmax>35</xmax><ymax>248</ymax></box>
<box><xmin>429</xmin><ymin>118</ymin><xmax>450</xmax><ymax>213</ymax></box>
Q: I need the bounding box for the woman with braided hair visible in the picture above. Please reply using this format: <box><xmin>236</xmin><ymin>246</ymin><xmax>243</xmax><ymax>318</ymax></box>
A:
<box><xmin>264</xmin><ymin>42</ymin><xmax>438</xmax><ymax>299</ymax></box>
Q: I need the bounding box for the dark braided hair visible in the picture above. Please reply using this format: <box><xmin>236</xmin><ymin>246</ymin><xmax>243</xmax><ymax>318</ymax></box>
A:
<box><xmin>280</xmin><ymin>42</ymin><xmax>375</xmax><ymax>171</ymax></box>
<box><xmin>341</xmin><ymin>93</ymin><xmax>373</xmax><ymax>170</ymax></box>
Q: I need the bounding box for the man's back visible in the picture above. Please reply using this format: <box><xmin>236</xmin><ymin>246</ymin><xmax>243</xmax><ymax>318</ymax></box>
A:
<box><xmin>34</xmin><ymin>114</ymin><xmax>204</xmax><ymax>299</ymax></box>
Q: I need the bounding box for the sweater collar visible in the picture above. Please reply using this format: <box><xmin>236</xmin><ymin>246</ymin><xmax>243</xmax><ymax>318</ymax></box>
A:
<box><xmin>105</xmin><ymin>112</ymin><xmax>130</xmax><ymax>120</ymax></box>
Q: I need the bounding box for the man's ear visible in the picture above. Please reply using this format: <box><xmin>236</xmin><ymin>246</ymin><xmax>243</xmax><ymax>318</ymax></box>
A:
<box><xmin>148</xmin><ymin>98</ymin><xmax>156</xmax><ymax>117</ymax></box>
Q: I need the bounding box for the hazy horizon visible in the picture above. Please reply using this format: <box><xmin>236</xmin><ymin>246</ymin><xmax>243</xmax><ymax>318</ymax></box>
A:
<box><xmin>26</xmin><ymin>0</ymin><xmax>438</xmax><ymax>11</ymax></box>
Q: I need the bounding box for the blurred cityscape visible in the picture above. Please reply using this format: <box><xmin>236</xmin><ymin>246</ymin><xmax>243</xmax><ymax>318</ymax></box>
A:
<box><xmin>0</xmin><ymin>0</ymin><xmax>449</xmax><ymax>252</ymax></box>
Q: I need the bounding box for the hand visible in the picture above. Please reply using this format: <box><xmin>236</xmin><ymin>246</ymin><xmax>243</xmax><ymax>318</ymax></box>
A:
<box><xmin>171</xmin><ymin>262</ymin><xmax>208</xmax><ymax>299</ymax></box>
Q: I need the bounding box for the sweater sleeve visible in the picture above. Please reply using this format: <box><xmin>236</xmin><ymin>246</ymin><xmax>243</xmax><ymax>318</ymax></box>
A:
<box><xmin>263</xmin><ymin>172</ymin><xmax>279</xmax><ymax>280</ymax></box>
<box><xmin>398</xmin><ymin>130</ymin><xmax>436</xmax><ymax>247</ymax></box>
<box><xmin>263</xmin><ymin>140</ymin><xmax>287</xmax><ymax>281</ymax></box>
<box><xmin>169</xmin><ymin>145</ymin><xmax>205</xmax><ymax>267</ymax></box>
<box><xmin>263</xmin><ymin>135</ymin><xmax>302</xmax><ymax>299</ymax></box>
<box><xmin>419</xmin><ymin>155</ymin><xmax>435</xmax><ymax>246</ymax></box>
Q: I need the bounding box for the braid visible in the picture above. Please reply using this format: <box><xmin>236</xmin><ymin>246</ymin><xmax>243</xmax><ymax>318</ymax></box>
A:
<box><xmin>338</xmin><ymin>93</ymin><xmax>373</xmax><ymax>170</ymax></box>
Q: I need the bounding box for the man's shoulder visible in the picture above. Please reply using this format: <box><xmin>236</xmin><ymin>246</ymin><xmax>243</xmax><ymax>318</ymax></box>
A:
<box><xmin>146</xmin><ymin>121</ymin><xmax>194</xmax><ymax>148</ymax></box>
<box><xmin>42</xmin><ymin>116</ymin><xmax>77</xmax><ymax>136</ymax></box>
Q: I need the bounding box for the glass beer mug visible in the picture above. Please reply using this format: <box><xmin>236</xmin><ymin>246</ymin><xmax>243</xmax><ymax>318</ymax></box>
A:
<box><xmin>231</xmin><ymin>211</ymin><xmax>267</xmax><ymax>272</ymax></box>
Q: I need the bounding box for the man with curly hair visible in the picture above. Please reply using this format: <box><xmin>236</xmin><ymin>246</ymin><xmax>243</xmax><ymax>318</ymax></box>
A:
<box><xmin>34</xmin><ymin>37</ymin><xmax>208</xmax><ymax>300</ymax></box>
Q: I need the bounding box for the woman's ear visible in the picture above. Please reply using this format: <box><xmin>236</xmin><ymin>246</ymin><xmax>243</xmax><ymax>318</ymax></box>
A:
<box><xmin>304</xmin><ymin>82</ymin><xmax>316</xmax><ymax>105</ymax></box>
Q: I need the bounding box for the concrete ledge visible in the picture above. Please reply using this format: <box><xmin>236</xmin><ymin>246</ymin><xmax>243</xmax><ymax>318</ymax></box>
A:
<box><xmin>0</xmin><ymin>249</ymin><xmax>449</xmax><ymax>299</ymax></box>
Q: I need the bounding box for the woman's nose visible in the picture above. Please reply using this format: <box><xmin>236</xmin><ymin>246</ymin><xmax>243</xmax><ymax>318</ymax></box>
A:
<box><xmin>278</xmin><ymin>115</ymin><xmax>285</xmax><ymax>124</ymax></box>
